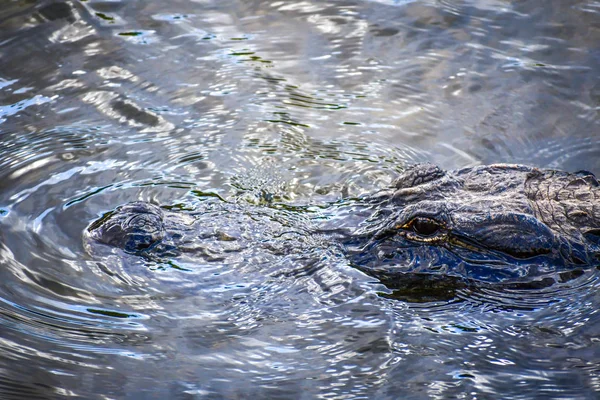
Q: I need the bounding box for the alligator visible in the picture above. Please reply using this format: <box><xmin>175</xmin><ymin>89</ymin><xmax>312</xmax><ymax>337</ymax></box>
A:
<box><xmin>84</xmin><ymin>163</ymin><xmax>600</xmax><ymax>291</ymax></box>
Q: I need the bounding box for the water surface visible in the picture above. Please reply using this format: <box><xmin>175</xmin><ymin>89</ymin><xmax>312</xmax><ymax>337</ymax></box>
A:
<box><xmin>1</xmin><ymin>0</ymin><xmax>600</xmax><ymax>398</ymax></box>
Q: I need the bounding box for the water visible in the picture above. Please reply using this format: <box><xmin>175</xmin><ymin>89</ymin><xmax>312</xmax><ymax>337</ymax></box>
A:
<box><xmin>0</xmin><ymin>0</ymin><xmax>600</xmax><ymax>398</ymax></box>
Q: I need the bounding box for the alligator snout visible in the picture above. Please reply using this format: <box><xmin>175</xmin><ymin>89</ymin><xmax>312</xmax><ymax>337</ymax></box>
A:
<box><xmin>86</xmin><ymin>201</ymin><xmax>166</xmax><ymax>254</ymax></box>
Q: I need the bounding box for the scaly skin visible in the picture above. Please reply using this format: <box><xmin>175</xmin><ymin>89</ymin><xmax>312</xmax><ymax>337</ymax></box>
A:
<box><xmin>84</xmin><ymin>164</ymin><xmax>600</xmax><ymax>286</ymax></box>
<box><xmin>347</xmin><ymin>163</ymin><xmax>600</xmax><ymax>284</ymax></box>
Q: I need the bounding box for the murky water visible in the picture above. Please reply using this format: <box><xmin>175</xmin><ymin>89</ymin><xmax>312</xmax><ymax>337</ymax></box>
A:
<box><xmin>1</xmin><ymin>0</ymin><xmax>600</xmax><ymax>398</ymax></box>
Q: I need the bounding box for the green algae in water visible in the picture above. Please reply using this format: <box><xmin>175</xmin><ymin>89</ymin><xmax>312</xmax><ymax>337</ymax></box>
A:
<box><xmin>265</xmin><ymin>119</ymin><xmax>310</xmax><ymax>128</ymax></box>
<box><xmin>95</xmin><ymin>12</ymin><xmax>114</xmax><ymax>21</ymax></box>
<box><xmin>119</xmin><ymin>31</ymin><xmax>143</xmax><ymax>37</ymax></box>
<box><xmin>87</xmin><ymin>308</ymin><xmax>139</xmax><ymax>319</ymax></box>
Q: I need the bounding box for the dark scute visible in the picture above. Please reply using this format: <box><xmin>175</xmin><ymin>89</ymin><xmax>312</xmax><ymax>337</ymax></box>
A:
<box><xmin>569</xmin><ymin>171</ymin><xmax>599</xmax><ymax>187</ymax></box>
<box><xmin>394</xmin><ymin>163</ymin><xmax>445</xmax><ymax>189</ymax></box>
<box><xmin>584</xmin><ymin>229</ymin><xmax>600</xmax><ymax>246</ymax></box>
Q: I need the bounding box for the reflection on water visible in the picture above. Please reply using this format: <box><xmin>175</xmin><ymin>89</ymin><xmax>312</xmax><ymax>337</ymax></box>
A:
<box><xmin>0</xmin><ymin>0</ymin><xmax>599</xmax><ymax>398</ymax></box>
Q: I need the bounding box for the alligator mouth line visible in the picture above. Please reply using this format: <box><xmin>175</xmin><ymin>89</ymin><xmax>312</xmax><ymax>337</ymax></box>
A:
<box><xmin>447</xmin><ymin>233</ymin><xmax>554</xmax><ymax>261</ymax></box>
<box><xmin>369</xmin><ymin>229</ymin><xmax>515</xmax><ymax>266</ymax></box>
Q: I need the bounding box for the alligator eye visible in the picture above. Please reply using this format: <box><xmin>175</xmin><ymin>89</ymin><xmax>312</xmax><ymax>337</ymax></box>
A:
<box><xmin>408</xmin><ymin>217</ymin><xmax>442</xmax><ymax>236</ymax></box>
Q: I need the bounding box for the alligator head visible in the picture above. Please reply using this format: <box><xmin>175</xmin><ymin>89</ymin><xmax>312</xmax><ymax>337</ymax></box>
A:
<box><xmin>347</xmin><ymin>163</ymin><xmax>600</xmax><ymax>285</ymax></box>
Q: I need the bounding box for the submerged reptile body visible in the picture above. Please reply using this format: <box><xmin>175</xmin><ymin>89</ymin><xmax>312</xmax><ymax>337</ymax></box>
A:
<box><xmin>85</xmin><ymin>164</ymin><xmax>600</xmax><ymax>287</ymax></box>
